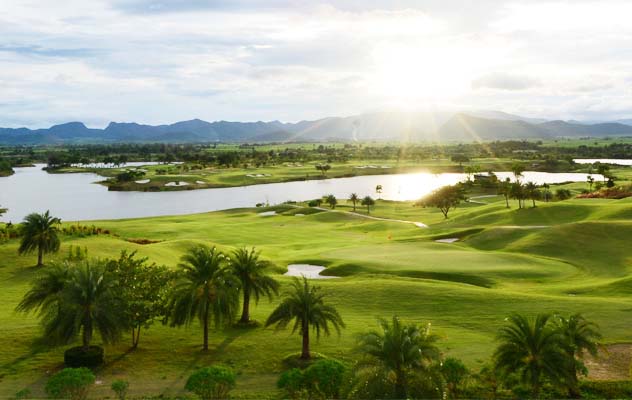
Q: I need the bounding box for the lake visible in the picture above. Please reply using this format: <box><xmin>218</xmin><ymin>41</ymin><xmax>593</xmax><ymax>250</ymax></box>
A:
<box><xmin>0</xmin><ymin>165</ymin><xmax>602</xmax><ymax>222</ymax></box>
<box><xmin>573</xmin><ymin>159</ymin><xmax>632</xmax><ymax>166</ymax></box>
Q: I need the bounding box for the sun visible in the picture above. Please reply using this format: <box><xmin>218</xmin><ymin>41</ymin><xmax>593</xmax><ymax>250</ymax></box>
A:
<box><xmin>370</xmin><ymin>42</ymin><xmax>472</xmax><ymax>104</ymax></box>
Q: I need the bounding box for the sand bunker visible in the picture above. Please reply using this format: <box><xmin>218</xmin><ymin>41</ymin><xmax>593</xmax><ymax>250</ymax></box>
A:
<box><xmin>258</xmin><ymin>211</ymin><xmax>276</xmax><ymax>217</ymax></box>
<box><xmin>164</xmin><ymin>181</ymin><xmax>189</xmax><ymax>187</ymax></box>
<box><xmin>135</xmin><ymin>179</ymin><xmax>150</xmax><ymax>184</ymax></box>
<box><xmin>435</xmin><ymin>238</ymin><xmax>459</xmax><ymax>243</ymax></box>
<box><xmin>285</xmin><ymin>264</ymin><xmax>339</xmax><ymax>279</ymax></box>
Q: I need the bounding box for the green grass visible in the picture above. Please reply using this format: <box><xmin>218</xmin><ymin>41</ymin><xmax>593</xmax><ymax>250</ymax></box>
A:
<box><xmin>1</xmin><ymin>197</ymin><xmax>632</xmax><ymax>397</ymax></box>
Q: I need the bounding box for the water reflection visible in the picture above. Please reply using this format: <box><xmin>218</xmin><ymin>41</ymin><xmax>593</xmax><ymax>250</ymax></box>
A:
<box><xmin>0</xmin><ymin>165</ymin><xmax>602</xmax><ymax>222</ymax></box>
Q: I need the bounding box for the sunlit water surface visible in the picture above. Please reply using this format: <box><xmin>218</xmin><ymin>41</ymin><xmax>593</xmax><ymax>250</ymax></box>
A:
<box><xmin>0</xmin><ymin>164</ymin><xmax>602</xmax><ymax>222</ymax></box>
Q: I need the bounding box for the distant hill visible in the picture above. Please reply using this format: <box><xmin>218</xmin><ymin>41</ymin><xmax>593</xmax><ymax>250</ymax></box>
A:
<box><xmin>2</xmin><ymin>111</ymin><xmax>632</xmax><ymax>144</ymax></box>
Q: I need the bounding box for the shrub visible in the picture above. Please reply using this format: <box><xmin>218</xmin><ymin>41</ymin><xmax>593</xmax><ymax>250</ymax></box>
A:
<box><xmin>14</xmin><ymin>388</ymin><xmax>31</xmax><ymax>400</ymax></box>
<box><xmin>555</xmin><ymin>188</ymin><xmax>572</xmax><ymax>200</ymax></box>
<box><xmin>45</xmin><ymin>368</ymin><xmax>95</xmax><ymax>400</ymax></box>
<box><xmin>277</xmin><ymin>368</ymin><xmax>306</xmax><ymax>399</ymax></box>
<box><xmin>185</xmin><ymin>366</ymin><xmax>236</xmax><ymax>400</ymax></box>
<box><xmin>303</xmin><ymin>359</ymin><xmax>347</xmax><ymax>399</ymax></box>
<box><xmin>64</xmin><ymin>346</ymin><xmax>104</xmax><ymax>368</ymax></box>
<box><xmin>440</xmin><ymin>357</ymin><xmax>469</xmax><ymax>399</ymax></box>
<box><xmin>111</xmin><ymin>379</ymin><xmax>129</xmax><ymax>400</ymax></box>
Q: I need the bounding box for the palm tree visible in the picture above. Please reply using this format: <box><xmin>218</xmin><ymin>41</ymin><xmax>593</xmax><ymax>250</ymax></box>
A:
<box><xmin>166</xmin><ymin>246</ymin><xmax>240</xmax><ymax>351</ymax></box>
<box><xmin>556</xmin><ymin>314</ymin><xmax>601</xmax><ymax>398</ymax></box>
<box><xmin>357</xmin><ymin>316</ymin><xmax>440</xmax><ymax>399</ymax></box>
<box><xmin>18</xmin><ymin>210</ymin><xmax>62</xmax><ymax>267</ymax></box>
<box><xmin>325</xmin><ymin>194</ymin><xmax>337</xmax><ymax>209</ymax></box>
<box><xmin>230</xmin><ymin>247</ymin><xmax>279</xmax><ymax>324</ymax></box>
<box><xmin>16</xmin><ymin>260</ymin><xmax>125</xmax><ymax>351</ymax></box>
<box><xmin>494</xmin><ymin>313</ymin><xmax>568</xmax><ymax>398</ymax></box>
<box><xmin>265</xmin><ymin>277</ymin><xmax>344</xmax><ymax>359</ymax></box>
<box><xmin>349</xmin><ymin>193</ymin><xmax>359</xmax><ymax>212</ymax></box>
<box><xmin>524</xmin><ymin>182</ymin><xmax>540</xmax><ymax>208</ymax></box>
<box><xmin>498</xmin><ymin>178</ymin><xmax>511</xmax><ymax>208</ymax></box>
<box><xmin>361</xmin><ymin>196</ymin><xmax>375</xmax><ymax>215</ymax></box>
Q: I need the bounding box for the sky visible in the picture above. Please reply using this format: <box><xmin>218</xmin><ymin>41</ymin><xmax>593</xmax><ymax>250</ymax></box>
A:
<box><xmin>1</xmin><ymin>0</ymin><xmax>632</xmax><ymax>128</ymax></box>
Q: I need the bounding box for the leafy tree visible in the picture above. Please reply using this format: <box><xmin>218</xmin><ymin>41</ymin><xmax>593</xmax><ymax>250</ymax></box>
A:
<box><xmin>606</xmin><ymin>178</ymin><xmax>615</xmax><ymax>188</ymax></box>
<box><xmin>494</xmin><ymin>313</ymin><xmax>568</xmax><ymax>398</ymax></box>
<box><xmin>356</xmin><ymin>316</ymin><xmax>440</xmax><ymax>399</ymax></box>
<box><xmin>166</xmin><ymin>246</ymin><xmax>240</xmax><ymax>351</ymax></box>
<box><xmin>497</xmin><ymin>178</ymin><xmax>511</xmax><ymax>208</ymax></box>
<box><xmin>45</xmin><ymin>368</ymin><xmax>95</xmax><ymax>400</ymax></box>
<box><xmin>511</xmin><ymin>163</ymin><xmax>525</xmax><ymax>183</ymax></box>
<box><xmin>185</xmin><ymin>366</ymin><xmax>236</xmax><ymax>400</ymax></box>
<box><xmin>375</xmin><ymin>184</ymin><xmax>383</xmax><ymax>198</ymax></box>
<box><xmin>266</xmin><ymin>277</ymin><xmax>344</xmax><ymax>359</ymax></box>
<box><xmin>230</xmin><ymin>247</ymin><xmax>279</xmax><ymax>324</ymax></box>
<box><xmin>441</xmin><ymin>357</ymin><xmax>469</xmax><ymax>399</ymax></box>
<box><xmin>587</xmin><ymin>175</ymin><xmax>595</xmax><ymax>191</ymax></box>
<box><xmin>325</xmin><ymin>194</ymin><xmax>337</xmax><ymax>209</ymax></box>
<box><xmin>348</xmin><ymin>193</ymin><xmax>359</xmax><ymax>211</ymax></box>
<box><xmin>361</xmin><ymin>196</ymin><xmax>375</xmax><ymax>214</ymax></box>
<box><xmin>111</xmin><ymin>380</ymin><xmax>129</xmax><ymax>400</ymax></box>
<box><xmin>0</xmin><ymin>205</ymin><xmax>6</xmax><ymax>217</ymax></box>
<box><xmin>556</xmin><ymin>314</ymin><xmax>602</xmax><ymax>398</ymax></box>
<box><xmin>18</xmin><ymin>210</ymin><xmax>62</xmax><ymax>267</ymax></box>
<box><xmin>416</xmin><ymin>184</ymin><xmax>465</xmax><ymax>218</ymax></box>
<box><xmin>16</xmin><ymin>260</ymin><xmax>125</xmax><ymax>350</ymax></box>
<box><xmin>315</xmin><ymin>164</ymin><xmax>331</xmax><ymax>176</ymax></box>
<box><xmin>596</xmin><ymin>163</ymin><xmax>610</xmax><ymax>182</ymax></box>
<box><xmin>105</xmin><ymin>251</ymin><xmax>172</xmax><ymax>349</ymax></box>
<box><xmin>451</xmin><ymin>154</ymin><xmax>470</xmax><ymax>166</ymax></box>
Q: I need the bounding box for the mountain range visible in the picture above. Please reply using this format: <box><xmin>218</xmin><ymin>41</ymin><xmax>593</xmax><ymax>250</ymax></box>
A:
<box><xmin>2</xmin><ymin>111</ymin><xmax>632</xmax><ymax>145</ymax></box>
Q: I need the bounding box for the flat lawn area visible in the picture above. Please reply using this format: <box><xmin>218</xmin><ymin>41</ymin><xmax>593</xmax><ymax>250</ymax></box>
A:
<box><xmin>1</xmin><ymin>198</ymin><xmax>631</xmax><ymax>397</ymax></box>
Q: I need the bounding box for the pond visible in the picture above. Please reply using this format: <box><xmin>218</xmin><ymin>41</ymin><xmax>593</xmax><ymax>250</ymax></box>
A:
<box><xmin>573</xmin><ymin>159</ymin><xmax>632</xmax><ymax>166</ymax></box>
<box><xmin>0</xmin><ymin>164</ymin><xmax>602</xmax><ymax>222</ymax></box>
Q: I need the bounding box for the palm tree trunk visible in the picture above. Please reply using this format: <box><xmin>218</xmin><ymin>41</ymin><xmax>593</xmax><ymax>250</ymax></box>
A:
<box><xmin>82</xmin><ymin>319</ymin><xmax>92</xmax><ymax>351</ymax></box>
<box><xmin>203</xmin><ymin>302</ymin><xmax>209</xmax><ymax>351</ymax></box>
<box><xmin>352</xmin><ymin>202</ymin><xmax>356</xmax><ymax>211</ymax></box>
<box><xmin>505</xmin><ymin>195</ymin><xmax>509</xmax><ymax>208</ymax></box>
<box><xmin>532</xmin><ymin>198</ymin><xmax>536</xmax><ymax>208</ymax></box>
<box><xmin>301</xmin><ymin>322</ymin><xmax>310</xmax><ymax>359</ymax></box>
<box><xmin>366</xmin><ymin>205</ymin><xmax>370</xmax><ymax>215</ymax></box>
<box><xmin>37</xmin><ymin>246</ymin><xmax>43</xmax><ymax>267</ymax></box>
<box><xmin>240</xmin><ymin>288</ymin><xmax>251</xmax><ymax>323</ymax></box>
<box><xmin>394</xmin><ymin>370</ymin><xmax>407</xmax><ymax>399</ymax></box>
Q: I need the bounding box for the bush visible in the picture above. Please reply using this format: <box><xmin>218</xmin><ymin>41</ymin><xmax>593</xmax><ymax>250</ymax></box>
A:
<box><xmin>277</xmin><ymin>368</ymin><xmax>306</xmax><ymax>399</ymax></box>
<box><xmin>580</xmin><ymin>380</ymin><xmax>632</xmax><ymax>399</ymax></box>
<box><xmin>185</xmin><ymin>366</ymin><xmax>236</xmax><ymax>400</ymax></box>
<box><xmin>111</xmin><ymin>379</ymin><xmax>129</xmax><ymax>400</ymax></box>
<box><xmin>14</xmin><ymin>388</ymin><xmax>31</xmax><ymax>400</ymax></box>
<box><xmin>64</xmin><ymin>346</ymin><xmax>104</xmax><ymax>368</ymax></box>
<box><xmin>45</xmin><ymin>368</ymin><xmax>95</xmax><ymax>400</ymax></box>
<box><xmin>303</xmin><ymin>359</ymin><xmax>347</xmax><ymax>399</ymax></box>
<box><xmin>555</xmin><ymin>188</ymin><xmax>572</xmax><ymax>200</ymax></box>
<box><xmin>440</xmin><ymin>357</ymin><xmax>469</xmax><ymax>399</ymax></box>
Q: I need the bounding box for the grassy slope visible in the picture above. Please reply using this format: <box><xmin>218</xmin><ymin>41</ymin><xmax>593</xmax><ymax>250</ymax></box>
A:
<box><xmin>1</xmin><ymin>198</ymin><xmax>631</xmax><ymax>397</ymax></box>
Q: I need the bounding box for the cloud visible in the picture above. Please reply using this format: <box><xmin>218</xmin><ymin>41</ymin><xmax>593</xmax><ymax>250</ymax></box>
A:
<box><xmin>1</xmin><ymin>0</ymin><xmax>632</xmax><ymax>127</ymax></box>
<box><xmin>472</xmin><ymin>73</ymin><xmax>540</xmax><ymax>91</ymax></box>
